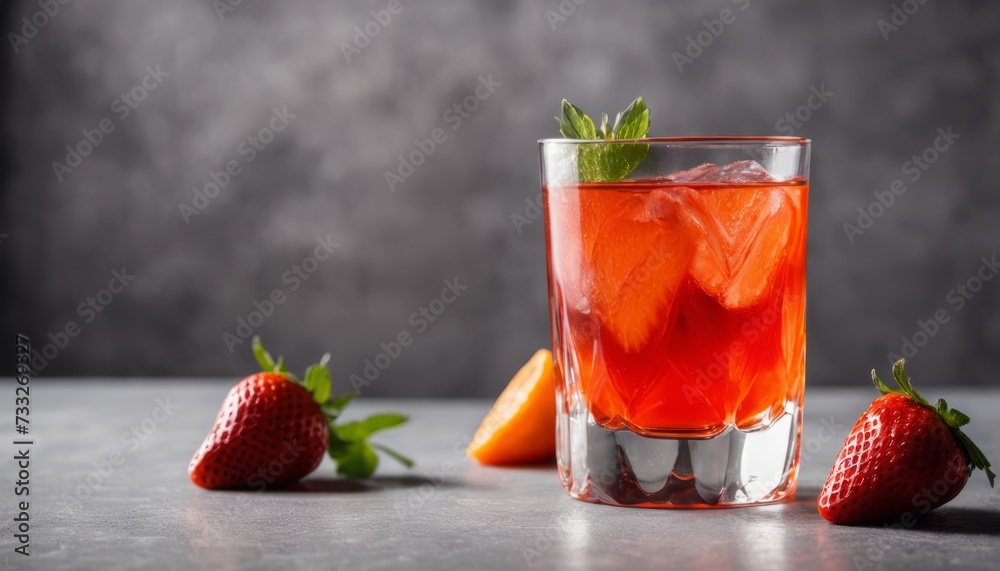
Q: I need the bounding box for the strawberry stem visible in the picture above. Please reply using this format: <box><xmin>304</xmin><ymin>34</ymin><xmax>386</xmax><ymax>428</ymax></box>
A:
<box><xmin>874</xmin><ymin>359</ymin><xmax>996</xmax><ymax>487</ymax></box>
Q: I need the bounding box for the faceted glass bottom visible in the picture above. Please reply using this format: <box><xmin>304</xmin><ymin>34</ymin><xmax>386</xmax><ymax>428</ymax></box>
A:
<box><xmin>556</xmin><ymin>400</ymin><xmax>801</xmax><ymax>507</ymax></box>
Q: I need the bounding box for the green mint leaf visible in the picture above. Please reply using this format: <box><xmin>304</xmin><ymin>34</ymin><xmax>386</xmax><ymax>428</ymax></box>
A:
<box><xmin>578</xmin><ymin>144</ymin><xmax>649</xmax><ymax>183</ymax></box>
<box><xmin>556</xmin><ymin>99</ymin><xmax>596</xmax><ymax>140</ymax></box>
<box><xmin>556</xmin><ymin>97</ymin><xmax>651</xmax><ymax>182</ymax></box>
<box><xmin>371</xmin><ymin>443</ymin><xmax>414</xmax><ymax>468</ymax></box>
<box><xmin>613</xmin><ymin>97</ymin><xmax>650</xmax><ymax>140</ymax></box>
<box><xmin>252</xmin><ymin>336</ymin><xmax>276</xmax><ymax>372</ymax></box>
<box><xmin>597</xmin><ymin>113</ymin><xmax>610</xmax><ymax>140</ymax></box>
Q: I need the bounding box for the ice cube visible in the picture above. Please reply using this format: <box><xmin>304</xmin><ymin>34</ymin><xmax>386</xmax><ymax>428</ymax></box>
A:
<box><xmin>665</xmin><ymin>163</ymin><xmax>717</xmax><ymax>183</ymax></box>
<box><xmin>636</xmin><ymin>187</ymin><xmax>689</xmax><ymax>222</ymax></box>
<box><xmin>667</xmin><ymin>161</ymin><xmax>776</xmax><ymax>184</ymax></box>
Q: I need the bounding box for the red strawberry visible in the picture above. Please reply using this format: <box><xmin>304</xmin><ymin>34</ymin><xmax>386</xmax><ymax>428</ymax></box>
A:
<box><xmin>818</xmin><ymin>359</ymin><xmax>995</xmax><ymax>524</ymax></box>
<box><xmin>189</xmin><ymin>371</ymin><xmax>329</xmax><ymax>489</ymax></box>
<box><xmin>189</xmin><ymin>338</ymin><xmax>413</xmax><ymax>489</ymax></box>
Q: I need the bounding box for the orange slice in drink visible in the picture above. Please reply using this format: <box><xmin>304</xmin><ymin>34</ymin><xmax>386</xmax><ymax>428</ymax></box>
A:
<box><xmin>689</xmin><ymin>187</ymin><xmax>793</xmax><ymax>308</ymax></box>
<box><xmin>589</xmin><ymin>190</ymin><xmax>696</xmax><ymax>352</ymax></box>
<box><xmin>467</xmin><ymin>349</ymin><xmax>556</xmax><ymax>466</ymax></box>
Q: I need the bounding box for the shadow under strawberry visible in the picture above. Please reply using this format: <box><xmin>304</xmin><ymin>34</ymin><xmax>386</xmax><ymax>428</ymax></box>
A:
<box><xmin>260</xmin><ymin>474</ymin><xmax>476</xmax><ymax>494</ymax></box>
<box><xmin>901</xmin><ymin>507</ymin><xmax>1000</xmax><ymax>536</ymax></box>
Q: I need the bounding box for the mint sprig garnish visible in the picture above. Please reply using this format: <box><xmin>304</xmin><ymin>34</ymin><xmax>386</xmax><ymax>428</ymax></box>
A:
<box><xmin>555</xmin><ymin>97</ymin><xmax>651</xmax><ymax>182</ymax></box>
<box><xmin>556</xmin><ymin>100</ymin><xmax>597</xmax><ymax>139</ymax></box>
<box><xmin>253</xmin><ymin>337</ymin><xmax>413</xmax><ymax>479</ymax></box>
<box><xmin>873</xmin><ymin>359</ymin><xmax>996</xmax><ymax>486</ymax></box>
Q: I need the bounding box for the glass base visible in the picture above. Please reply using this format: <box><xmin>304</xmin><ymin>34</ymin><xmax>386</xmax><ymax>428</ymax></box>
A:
<box><xmin>557</xmin><ymin>401</ymin><xmax>801</xmax><ymax>508</ymax></box>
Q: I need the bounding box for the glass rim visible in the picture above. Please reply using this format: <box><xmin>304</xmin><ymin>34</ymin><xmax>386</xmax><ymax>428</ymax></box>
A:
<box><xmin>538</xmin><ymin>136</ymin><xmax>810</xmax><ymax>147</ymax></box>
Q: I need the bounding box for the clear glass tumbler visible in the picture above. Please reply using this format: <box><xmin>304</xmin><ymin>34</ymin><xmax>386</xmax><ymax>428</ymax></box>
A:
<box><xmin>540</xmin><ymin>137</ymin><xmax>810</xmax><ymax>507</ymax></box>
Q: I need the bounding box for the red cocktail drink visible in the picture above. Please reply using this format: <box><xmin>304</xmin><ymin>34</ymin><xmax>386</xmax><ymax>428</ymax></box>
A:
<box><xmin>541</xmin><ymin>138</ymin><xmax>810</xmax><ymax>507</ymax></box>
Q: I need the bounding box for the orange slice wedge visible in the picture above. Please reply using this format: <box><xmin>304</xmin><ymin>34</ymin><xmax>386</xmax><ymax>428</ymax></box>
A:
<box><xmin>467</xmin><ymin>349</ymin><xmax>556</xmax><ymax>466</ymax></box>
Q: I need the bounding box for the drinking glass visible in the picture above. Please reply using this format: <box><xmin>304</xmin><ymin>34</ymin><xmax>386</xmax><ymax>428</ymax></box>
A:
<box><xmin>540</xmin><ymin>137</ymin><xmax>810</xmax><ymax>507</ymax></box>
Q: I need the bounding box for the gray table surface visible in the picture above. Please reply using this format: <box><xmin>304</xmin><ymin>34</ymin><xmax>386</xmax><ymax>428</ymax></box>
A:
<box><xmin>1</xmin><ymin>380</ymin><xmax>998</xmax><ymax>571</ymax></box>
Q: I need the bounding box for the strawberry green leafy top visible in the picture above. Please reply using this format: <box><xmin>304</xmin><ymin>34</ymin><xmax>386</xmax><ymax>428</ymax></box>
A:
<box><xmin>253</xmin><ymin>337</ymin><xmax>413</xmax><ymax>479</ymax></box>
<box><xmin>873</xmin><ymin>359</ymin><xmax>995</xmax><ymax>486</ymax></box>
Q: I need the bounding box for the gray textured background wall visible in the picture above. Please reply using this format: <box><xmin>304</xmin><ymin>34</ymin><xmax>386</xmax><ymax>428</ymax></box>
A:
<box><xmin>1</xmin><ymin>0</ymin><xmax>999</xmax><ymax>396</ymax></box>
